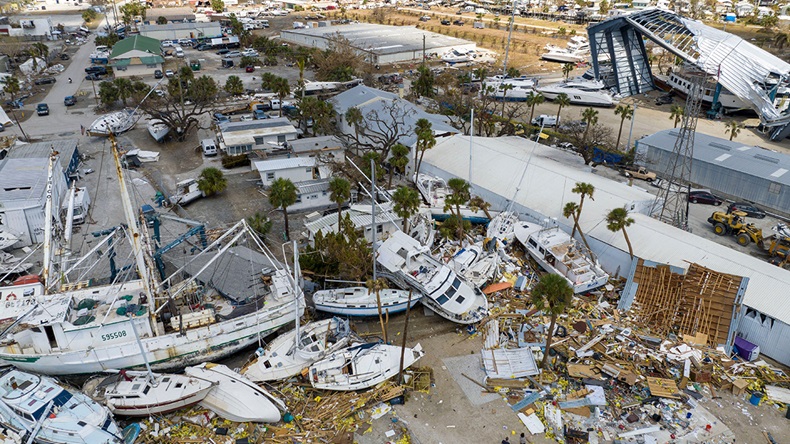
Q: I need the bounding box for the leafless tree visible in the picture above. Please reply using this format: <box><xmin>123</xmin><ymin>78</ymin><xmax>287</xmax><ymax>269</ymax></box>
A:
<box><xmin>337</xmin><ymin>100</ymin><xmax>417</xmax><ymax>160</ymax></box>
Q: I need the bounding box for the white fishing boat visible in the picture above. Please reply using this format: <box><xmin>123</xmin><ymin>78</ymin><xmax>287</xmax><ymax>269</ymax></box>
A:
<box><xmin>447</xmin><ymin>245</ymin><xmax>483</xmax><ymax>271</ymax></box>
<box><xmin>312</xmin><ymin>287</ymin><xmax>419</xmax><ymax>317</ymax></box>
<box><xmin>242</xmin><ymin>317</ymin><xmax>353</xmax><ymax>382</ymax></box>
<box><xmin>185</xmin><ymin>363</ymin><xmax>285</xmax><ymax>423</ymax></box>
<box><xmin>486</xmin><ymin>211</ymin><xmax>520</xmax><ymax>243</ymax></box>
<box><xmin>654</xmin><ymin>69</ymin><xmax>752</xmax><ymax>111</ymax></box>
<box><xmin>514</xmin><ymin>221</ymin><xmax>609</xmax><ymax>293</ymax></box>
<box><xmin>168</xmin><ymin>178</ymin><xmax>204</xmax><ymax>207</ymax></box>
<box><xmin>538</xmin><ymin>79</ymin><xmax>616</xmax><ymax>107</ymax></box>
<box><xmin>86</xmin><ymin>371</ymin><xmax>215</xmax><ymax>416</ymax></box>
<box><xmin>0</xmin><ymin>276</ymin><xmax>45</xmax><ymax>323</ymax></box>
<box><xmin>377</xmin><ymin>231</ymin><xmax>488</xmax><ymax>324</ymax></box>
<box><xmin>88</xmin><ymin>109</ymin><xmax>137</xmax><ymax>136</ymax></box>
<box><xmin>441</xmin><ymin>48</ymin><xmax>476</xmax><ymax>64</ymax></box>
<box><xmin>0</xmin><ymin>369</ymin><xmax>121</xmax><ymax>444</ymax></box>
<box><xmin>0</xmin><ymin>138</ymin><xmax>303</xmax><ymax>376</ymax></box>
<box><xmin>147</xmin><ymin>119</ymin><xmax>170</xmax><ymax>142</ymax></box>
<box><xmin>460</xmin><ymin>254</ymin><xmax>498</xmax><ymax>288</ymax></box>
<box><xmin>0</xmin><ymin>230</ymin><xmax>19</xmax><ymax>251</ymax></box>
<box><xmin>310</xmin><ymin>342</ymin><xmax>424</xmax><ymax>391</ymax></box>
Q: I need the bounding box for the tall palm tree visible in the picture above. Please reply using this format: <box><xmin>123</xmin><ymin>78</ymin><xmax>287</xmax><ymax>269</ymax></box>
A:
<box><xmin>500</xmin><ymin>83</ymin><xmax>514</xmax><ymax>114</ymax></box>
<box><xmin>725</xmin><ymin>120</ymin><xmax>741</xmax><ymax>141</ymax></box>
<box><xmin>328</xmin><ymin>177</ymin><xmax>351</xmax><ymax>227</ymax></box>
<box><xmin>531</xmin><ymin>273</ymin><xmax>573</xmax><ymax>369</ymax></box>
<box><xmin>392</xmin><ymin>186</ymin><xmax>421</xmax><ymax>231</ymax></box>
<box><xmin>414</xmin><ymin>118</ymin><xmax>436</xmax><ymax>178</ymax></box>
<box><xmin>296</xmin><ymin>58</ymin><xmax>306</xmax><ymax>100</ymax></box>
<box><xmin>614</xmin><ymin>104</ymin><xmax>633</xmax><ymax>150</ymax></box>
<box><xmin>3</xmin><ymin>76</ymin><xmax>27</xmax><ymax>141</ymax></box>
<box><xmin>555</xmin><ymin>93</ymin><xmax>570</xmax><ymax>127</ymax></box>
<box><xmin>606</xmin><ymin>207</ymin><xmax>635</xmax><ymax>259</ymax></box>
<box><xmin>366</xmin><ymin>278</ymin><xmax>388</xmax><ymax>342</ymax></box>
<box><xmin>581</xmin><ymin>107</ymin><xmax>598</xmax><ymax>144</ymax></box>
<box><xmin>197</xmin><ymin>167</ymin><xmax>227</xmax><ymax>197</ymax></box>
<box><xmin>562</xmin><ymin>63</ymin><xmax>574</xmax><ymax>79</ymax></box>
<box><xmin>269</xmin><ymin>178</ymin><xmax>298</xmax><ymax>240</ymax></box>
<box><xmin>345</xmin><ymin>107</ymin><xmax>363</xmax><ymax>153</ymax></box>
<box><xmin>669</xmin><ymin>105</ymin><xmax>684</xmax><ymax>128</ymax></box>
<box><xmin>569</xmin><ymin>180</ymin><xmax>594</xmax><ymax>240</ymax></box>
<box><xmin>272</xmin><ymin>77</ymin><xmax>290</xmax><ymax>117</ymax></box>
<box><xmin>114</xmin><ymin>78</ymin><xmax>133</xmax><ymax>106</ymax></box>
<box><xmin>445</xmin><ymin>178</ymin><xmax>471</xmax><ymax>240</ymax></box>
<box><xmin>527</xmin><ymin>91</ymin><xmax>545</xmax><ymax>125</ymax></box>
<box><xmin>31</xmin><ymin>42</ymin><xmax>49</xmax><ymax>67</ymax></box>
<box><xmin>389</xmin><ymin>143</ymin><xmax>410</xmax><ymax>188</ymax></box>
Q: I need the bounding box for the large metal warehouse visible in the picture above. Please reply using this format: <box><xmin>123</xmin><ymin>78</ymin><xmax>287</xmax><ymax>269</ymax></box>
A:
<box><xmin>636</xmin><ymin>129</ymin><xmax>789</xmax><ymax>216</ymax></box>
<box><xmin>279</xmin><ymin>23</ymin><xmax>476</xmax><ymax>64</ymax></box>
<box><xmin>139</xmin><ymin>22</ymin><xmax>222</xmax><ymax>41</ymax></box>
<box><xmin>420</xmin><ymin>134</ymin><xmax>790</xmax><ymax>366</ymax></box>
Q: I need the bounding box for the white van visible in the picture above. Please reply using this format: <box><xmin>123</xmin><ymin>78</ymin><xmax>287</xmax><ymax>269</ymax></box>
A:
<box><xmin>175</xmin><ymin>46</ymin><xmax>185</xmax><ymax>58</ymax></box>
<box><xmin>201</xmin><ymin>138</ymin><xmax>218</xmax><ymax>156</ymax></box>
<box><xmin>62</xmin><ymin>187</ymin><xmax>91</xmax><ymax>225</ymax></box>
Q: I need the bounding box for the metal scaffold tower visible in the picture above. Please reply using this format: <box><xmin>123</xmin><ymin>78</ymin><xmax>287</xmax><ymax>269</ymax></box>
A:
<box><xmin>653</xmin><ymin>73</ymin><xmax>706</xmax><ymax>231</ymax></box>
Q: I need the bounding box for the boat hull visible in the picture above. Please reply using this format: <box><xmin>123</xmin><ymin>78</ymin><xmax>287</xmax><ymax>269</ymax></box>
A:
<box><xmin>314</xmin><ymin>298</ymin><xmax>419</xmax><ymax>317</ymax></box>
<box><xmin>526</xmin><ymin>248</ymin><xmax>609</xmax><ymax>293</ymax></box>
<box><xmin>310</xmin><ymin>343</ymin><xmax>424</xmax><ymax>391</ymax></box>
<box><xmin>313</xmin><ymin>288</ymin><xmax>420</xmax><ymax>317</ymax></box>
<box><xmin>0</xmin><ymin>300</ymin><xmax>301</xmax><ymax>376</ymax></box>
<box><xmin>107</xmin><ymin>384</ymin><xmax>214</xmax><ymax>417</ymax></box>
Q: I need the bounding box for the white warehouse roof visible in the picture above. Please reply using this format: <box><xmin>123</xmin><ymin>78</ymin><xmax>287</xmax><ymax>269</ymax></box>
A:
<box><xmin>421</xmin><ymin>134</ymin><xmax>790</xmax><ymax>325</ymax></box>
<box><xmin>253</xmin><ymin>157</ymin><xmax>315</xmax><ymax>172</ymax></box>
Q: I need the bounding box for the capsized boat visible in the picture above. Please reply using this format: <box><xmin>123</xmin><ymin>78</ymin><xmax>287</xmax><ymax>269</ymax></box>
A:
<box><xmin>0</xmin><ymin>369</ymin><xmax>121</xmax><ymax>444</ymax></box>
<box><xmin>0</xmin><ymin>230</ymin><xmax>19</xmax><ymax>251</ymax></box>
<box><xmin>377</xmin><ymin>231</ymin><xmax>488</xmax><ymax>324</ymax></box>
<box><xmin>168</xmin><ymin>178</ymin><xmax>204</xmax><ymax>206</ymax></box>
<box><xmin>514</xmin><ymin>221</ymin><xmax>609</xmax><ymax>293</ymax></box>
<box><xmin>312</xmin><ymin>287</ymin><xmax>420</xmax><ymax>317</ymax></box>
<box><xmin>88</xmin><ymin>109</ymin><xmax>136</xmax><ymax>136</ymax></box>
<box><xmin>185</xmin><ymin>363</ymin><xmax>285</xmax><ymax>423</ymax></box>
<box><xmin>242</xmin><ymin>317</ymin><xmax>353</xmax><ymax>382</ymax></box>
<box><xmin>309</xmin><ymin>342</ymin><xmax>424</xmax><ymax>391</ymax></box>
<box><xmin>147</xmin><ymin>119</ymin><xmax>170</xmax><ymax>142</ymax></box>
<box><xmin>84</xmin><ymin>371</ymin><xmax>215</xmax><ymax>417</ymax></box>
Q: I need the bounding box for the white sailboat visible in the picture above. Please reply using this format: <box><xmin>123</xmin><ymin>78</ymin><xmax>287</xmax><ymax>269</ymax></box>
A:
<box><xmin>0</xmin><ymin>369</ymin><xmax>121</xmax><ymax>444</ymax></box>
<box><xmin>487</xmin><ymin>212</ymin><xmax>520</xmax><ymax>243</ymax></box>
<box><xmin>308</xmin><ymin>342</ymin><xmax>424</xmax><ymax>391</ymax></box>
<box><xmin>377</xmin><ymin>231</ymin><xmax>488</xmax><ymax>324</ymax></box>
<box><xmin>241</xmin><ymin>317</ymin><xmax>353</xmax><ymax>382</ymax></box>
<box><xmin>514</xmin><ymin>221</ymin><xmax>609</xmax><ymax>294</ymax></box>
<box><xmin>312</xmin><ymin>287</ymin><xmax>419</xmax><ymax>317</ymax></box>
<box><xmin>185</xmin><ymin>363</ymin><xmax>284</xmax><ymax>423</ymax></box>
<box><xmin>147</xmin><ymin>119</ymin><xmax>170</xmax><ymax>142</ymax></box>
<box><xmin>0</xmin><ymin>137</ymin><xmax>303</xmax><ymax>376</ymax></box>
<box><xmin>88</xmin><ymin>109</ymin><xmax>137</xmax><ymax>136</ymax></box>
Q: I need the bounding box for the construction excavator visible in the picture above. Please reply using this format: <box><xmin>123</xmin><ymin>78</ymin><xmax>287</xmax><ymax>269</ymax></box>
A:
<box><xmin>761</xmin><ymin>223</ymin><xmax>790</xmax><ymax>268</ymax></box>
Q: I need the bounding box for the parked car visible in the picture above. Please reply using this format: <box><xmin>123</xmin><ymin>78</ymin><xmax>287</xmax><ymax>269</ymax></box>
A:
<box><xmin>161</xmin><ymin>40</ymin><xmax>174</xmax><ymax>47</ymax></box>
<box><xmin>165</xmin><ymin>69</ymin><xmax>175</xmax><ymax>77</ymax></box>
<box><xmin>246</xmin><ymin>66</ymin><xmax>255</xmax><ymax>73</ymax></box>
<box><xmin>85</xmin><ymin>73</ymin><xmax>103</xmax><ymax>81</ymax></box>
<box><xmin>34</xmin><ymin>77</ymin><xmax>56</xmax><ymax>85</ymax></box>
<box><xmin>213</xmin><ymin>113</ymin><xmax>230</xmax><ymax>123</ymax></box>
<box><xmin>36</xmin><ymin>103</ymin><xmax>49</xmax><ymax>116</ymax></box>
<box><xmin>226</xmin><ymin>51</ymin><xmax>242</xmax><ymax>58</ymax></box>
<box><xmin>727</xmin><ymin>202</ymin><xmax>766</xmax><ymax>219</ymax></box>
<box><xmin>453</xmin><ymin>19</ymin><xmax>465</xmax><ymax>25</ymax></box>
<box><xmin>85</xmin><ymin>66</ymin><xmax>108</xmax><ymax>75</ymax></box>
<box><xmin>419</xmin><ymin>15</ymin><xmax>431</xmax><ymax>21</ymax></box>
<box><xmin>241</xmin><ymin>49</ymin><xmax>259</xmax><ymax>57</ymax></box>
<box><xmin>59</xmin><ymin>53</ymin><xmax>70</xmax><ymax>60</ymax></box>
<box><xmin>688</xmin><ymin>190</ymin><xmax>723</xmax><ymax>205</ymax></box>
<box><xmin>216</xmin><ymin>49</ymin><xmax>230</xmax><ymax>55</ymax></box>
<box><xmin>655</xmin><ymin>94</ymin><xmax>674</xmax><ymax>105</ymax></box>
<box><xmin>154</xmin><ymin>69</ymin><xmax>163</xmax><ymax>79</ymax></box>
<box><xmin>64</xmin><ymin>95</ymin><xmax>77</xmax><ymax>106</ymax></box>
<box><xmin>196</xmin><ymin>43</ymin><xmax>211</xmax><ymax>51</ymax></box>
<box><xmin>441</xmin><ymin>19</ymin><xmax>451</xmax><ymax>25</ymax></box>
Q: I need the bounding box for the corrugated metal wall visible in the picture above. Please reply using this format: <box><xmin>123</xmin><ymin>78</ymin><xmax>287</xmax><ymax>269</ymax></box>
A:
<box><xmin>735</xmin><ymin>308</ymin><xmax>790</xmax><ymax>366</ymax></box>
<box><xmin>636</xmin><ymin>141</ymin><xmax>789</xmax><ymax>215</ymax></box>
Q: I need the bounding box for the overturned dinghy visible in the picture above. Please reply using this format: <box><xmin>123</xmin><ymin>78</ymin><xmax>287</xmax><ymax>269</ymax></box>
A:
<box><xmin>242</xmin><ymin>317</ymin><xmax>353</xmax><ymax>382</ymax></box>
<box><xmin>185</xmin><ymin>363</ymin><xmax>284</xmax><ymax>423</ymax></box>
<box><xmin>309</xmin><ymin>342</ymin><xmax>424</xmax><ymax>391</ymax></box>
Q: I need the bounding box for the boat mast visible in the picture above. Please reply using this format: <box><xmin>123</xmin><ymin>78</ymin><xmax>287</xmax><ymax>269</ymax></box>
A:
<box><xmin>506</xmin><ymin>123</ymin><xmax>545</xmax><ymax>212</ymax></box>
<box><xmin>501</xmin><ymin>0</ymin><xmax>517</xmax><ymax>77</ymax></box>
<box><xmin>41</xmin><ymin>150</ymin><xmax>57</xmax><ymax>289</ymax></box>
<box><xmin>292</xmin><ymin>240</ymin><xmax>300</xmax><ymax>351</ymax></box>
<box><xmin>469</xmin><ymin>108</ymin><xmax>474</xmax><ymax>184</ymax></box>
<box><xmin>371</xmin><ymin>158</ymin><xmax>377</xmax><ymax>282</ymax></box>
<box><xmin>129</xmin><ymin>317</ymin><xmax>155</xmax><ymax>383</ymax></box>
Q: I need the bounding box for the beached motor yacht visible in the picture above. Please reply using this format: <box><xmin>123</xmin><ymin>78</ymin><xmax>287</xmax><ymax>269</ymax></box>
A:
<box><xmin>538</xmin><ymin>79</ymin><xmax>617</xmax><ymax>107</ymax></box>
<box><xmin>483</xmin><ymin>76</ymin><xmax>536</xmax><ymax>101</ymax></box>
<box><xmin>242</xmin><ymin>317</ymin><xmax>354</xmax><ymax>382</ymax></box>
<box><xmin>185</xmin><ymin>363</ymin><xmax>285</xmax><ymax>423</ymax></box>
<box><xmin>377</xmin><ymin>231</ymin><xmax>488</xmax><ymax>324</ymax></box>
<box><xmin>413</xmin><ymin>174</ymin><xmax>491</xmax><ymax>224</ymax></box>
<box><xmin>168</xmin><ymin>178</ymin><xmax>204</xmax><ymax>206</ymax></box>
<box><xmin>0</xmin><ymin>369</ymin><xmax>121</xmax><ymax>444</ymax></box>
<box><xmin>312</xmin><ymin>287</ymin><xmax>420</xmax><ymax>317</ymax></box>
<box><xmin>147</xmin><ymin>119</ymin><xmax>170</xmax><ymax>142</ymax></box>
<box><xmin>541</xmin><ymin>47</ymin><xmax>587</xmax><ymax>64</ymax></box>
<box><xmin>441</xmin><ymin>48</ymin><xmax>476</xmax><ymax>64</ymax></box>
<box><xmin>309</xmin><ymin>342</ymin><xmax>424</xmax><ymax>391</ymax></box>
<box><xmin>514</xmin><ymin>222</ymin><xmax>609</xmax><ymax>293</ymax></box>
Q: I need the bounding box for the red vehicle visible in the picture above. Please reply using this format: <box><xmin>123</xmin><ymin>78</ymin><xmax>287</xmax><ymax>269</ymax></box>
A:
<box><xmin>246</xmin><ymin>66</ymin><xmax>255</xmax><ymax>73</ymax></box>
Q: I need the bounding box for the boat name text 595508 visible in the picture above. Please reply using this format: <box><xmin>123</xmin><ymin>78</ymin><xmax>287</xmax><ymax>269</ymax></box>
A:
<box><xmin>101</xmin><ymin>330</ymin><xmax>128</xmax><ymax>341</ymax></box>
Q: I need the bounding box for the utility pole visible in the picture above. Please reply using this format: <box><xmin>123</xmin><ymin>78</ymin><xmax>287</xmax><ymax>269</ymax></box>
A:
<box><xmin>422</xmin><ymin>34</ymin><xmax>426</xmax><ymax>66</ymax></box>
<box><xmin>502</xmin><ymin>0</ymin><xmax>517</xmax><ymax>76</ymax></box>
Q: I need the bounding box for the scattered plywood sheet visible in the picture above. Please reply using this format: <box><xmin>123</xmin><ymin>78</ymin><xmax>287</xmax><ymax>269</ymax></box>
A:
<box><xmin>483</xmin><ymin>281</ymin><xmax>512</xmax><ymax>295</ymax></box>
<box><xmin>682</xmin><ymin>332</ymin><xmax>708</xmax><ymax>346</ymax></box>
<box><xmin>481</xmin><ymin>347</ymin><xmax>539</xmax><ymax>379</ymax></box>
<box><xmin>567</xmin><ymin>364</ymin><xmax>600</xmax><ymax>379</ymax></box>
<box><xmin>647</xmin><ymin>377</ymin><xmax>681</xmax><ymax>399</ymax></box>
<box><xmin>518</xmin><ymin>412</ymin><xmax>545</xmax><ymax>435</ymax></box>
<box><xmin>765</xmin><ymin>385</ymin><xmax>790</xmax><ymax>404</ymax></box>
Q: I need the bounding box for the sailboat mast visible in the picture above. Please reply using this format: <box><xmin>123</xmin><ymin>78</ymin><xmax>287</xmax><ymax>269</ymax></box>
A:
<box><xmin>502</xmin><ymin>1</ymin><xmax>517</xmax><ymax>76</ymax></box>
<box><xmin>371</xmin><ymin>158</ymin><xmax>377</xmax><ymax>282</ymax></box>
<box><xmin>129</xmin><ymin>317</ymin><xmax>154</xmax><ymax>382</ymax></box>
<box><xmin>293</xmin><ymin>240</ymin><xmax>300</xmax><ymax>350</ymax></box>
<box><xmin>41</xmin><ymin>151</ymin><xmax>57</xmax><ymax>289</ymax></box>
<box><xmin>469</xmin><ymin>108</ymin><xmax>474</xmax><ymax>184</ymax></box>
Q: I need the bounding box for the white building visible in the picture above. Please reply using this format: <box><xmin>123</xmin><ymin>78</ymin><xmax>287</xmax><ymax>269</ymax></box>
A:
<box><xmin>290</xmin><ymin>179</ymin><xmax>334</xmax><ymax>213</ymax></box>
<box><xmin>253</xmin><ymin>157</ymin><xmax>317</xmax><ymax>187</ymax></box>
<box><xmin>0</xmin><ymin>17</ymin><xmax>54</xmax><ymax>40</ymax></box>
<box><xmin>288</xmin><ymin>135</ymin><xmax>344</xmax><ymax>178</ymax></box>
<box><xmin>303</xmin><ymin>205</ymin><xmax>402</xmax><ymax>245</ymax></box>
<box><xmin>218</xmin><ymin>118</ymin><xmax>298</xmax><ymax>156</ymax></box>
<box><xmin>421</xmin><ymin>134</ymin><xmax>790</xmax><ymax>366</ymax></box>
<box><xmin>139</xmin><ymin>22</ymin><xmax>222</xmax><ymax>41</ymax></box>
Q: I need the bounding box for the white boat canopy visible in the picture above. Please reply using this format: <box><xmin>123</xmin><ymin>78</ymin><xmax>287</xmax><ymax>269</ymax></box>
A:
<box><xmin>589</xmin><ymin>8</ymin><xmax>790</xmax><ymax>140</ymax></box>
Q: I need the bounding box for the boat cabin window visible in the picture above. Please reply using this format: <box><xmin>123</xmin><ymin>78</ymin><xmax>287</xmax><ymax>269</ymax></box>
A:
<box><xmin>175</xmin><ymin>383</ymin><xmax>183</xmax><ymax>389</ymax></box>
<box><xmin>263</xmin><ymin>360</ymin><xmax>272</xmax><ymax>369</ymax></box>
<box><xmin>437</xmin><ymin>294</ymin><xmax>450</xmax><ymax>305</ymax></box>
<box><xmin>528</xmin><ymin>238</ymin><xmax>538</xmax><ymax>248</ymax></box>
<box><xmin>131</xmin><ymin>384</ymin><xmax>141</xmax><ymax>391</ymax></box>
<box><xmin>455</xmin><ymin>295</ymin><xmax>465</xmax><ymax>304</ymax></box>
<box><xmin>143</xmin><ymin>385</ymin><xmax>150</xmax><ymax>395</ymax></box>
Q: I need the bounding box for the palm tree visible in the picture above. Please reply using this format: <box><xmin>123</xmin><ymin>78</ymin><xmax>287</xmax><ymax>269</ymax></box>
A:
<box><xmin>366</xmin><ymin>278</ymin><xmax>388</xmax><ymax>343</ymax></box>
<box><xmin>725</xmin><ymin>120</ymin><xmax>741</xmax><ymax>141</ymax></box>
<box><xmin>614</xmin><ymin>104</ymin><xmax>633</xmax><ymax>150</ymax></box>
<box><xmin>530</xmin><ymin>273</ymin><xmax>573</xmax><ymax>369</ymax></box>
<box><xmin>269</xmin><ymin>178</ymin><xmax>298</xmax><ymax>240</ymax></box>
<box><xmin>197</xmin><ymin>167</ymin><xmax>227</xmax><ymax>197</ymax></box>
<box><xmin>113</xmin><ymin>78</ymin><xmax>133</xmax><ymax>106</ymax></box>
<box><xmin>414</xmin><ymin>118</ymin><xmax>436</xmax><ymax>178</ymax></box>
<box><xmin>468</xmin><ymin>195</ymin><xmax>492</xmax><ymax>221</ymax></box>
<box><xmin>500</xmin><ymin>83</ymin><xmax>514</xmax><ymax>114</ymax></box>
<box><xmin>296</xmin><ymin>58</ymin><xmax>306</xmax><ymax>99</ymax></box>
<box><xmin>562</xmin><ymin>63</ymin><xmax>574</xmax><ymax>79</ymax></box>
<box><xmin>246</xmin><ymin>212</ymin><xmax>272</xmax><ymax>238</ymax></box>
<box><xmin>669</xmin><ymin>105</ymin><xmax>684</xmax><ymax>128</ymax></box>
<box><xmin>392</xmin><ymin>186</ymin><xmax>421</xmax><ymax>231</ymax></box>
<box><xmin>31</xmin><ymin>42</ymin><xmax>49</xmax><ymax>67</ymax></box>
<box><xmin>328</xmin><ymin>177</ymin><xmax>351</xmax><ymax>227</ymax></box>
<box><xmin>345</xmin><ymin>107</ymin><xmax>363</xmax><ymax>153</ymax></box>
<box><xmin>3</xmin><ymin>76</ymin><xmax>28</xmax><ymax>141</ymax></box>
<box><xmin>775</xmin><ymin>31</ymin><xmax>790</xmax><ymax>48</ymax></box>
<box><xmin>555</xmin><ymin>93</ymin><xmax>570</xmax><ymax>127</ymax></box>
<box><xmin>569</xmin><ymin>181</ymin><xmax>594</xmax><ymax>244</ymax></box>
<box><xmin>581</xmin><ymin>107</ymin><xmax>598</xmax><ymax>144</ymax></box>
<box><xmin>272</xmin><ymin>77</ymin><xmax>290</xmax><ymax>117</ymax></box>
<box><xmin>606</xmin><ymin>207</ymin><xmax>635</xmax><ymax>259</ymax></box>
<box><xmin>389</xmin><ymin>143</ymin><xmax>410</xmax><ymax>188</ymax></box>
<box><xmin>527</xmin><ymin>92</ymin><xmax>545</xmax><ymax>125</ymax></box>
<box><xmin>445</xmin><ymin>178</ymin><xmax>471</xmax><ymax>240</ymax></box>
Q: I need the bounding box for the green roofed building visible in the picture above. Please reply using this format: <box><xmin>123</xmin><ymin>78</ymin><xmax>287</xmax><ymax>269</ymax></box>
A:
<box><xmin>110</xmin><ymin>35</ymin><xmax>164</xmax><ymax>78</ymax></box>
